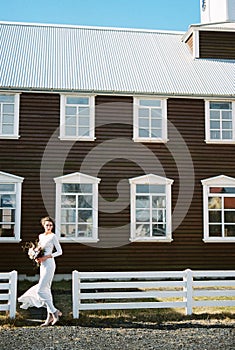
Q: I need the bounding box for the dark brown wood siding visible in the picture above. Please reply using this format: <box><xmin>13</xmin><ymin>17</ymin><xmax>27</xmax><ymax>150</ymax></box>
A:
<box><xmin>199</xmin><ymin>30</ymin><xmax>235</xmax><ymax>59</ymax></box>
<box><xmin>1</xmin><ymin>93</ymin><xmax>235</xmax><ymax>275</ymax></box>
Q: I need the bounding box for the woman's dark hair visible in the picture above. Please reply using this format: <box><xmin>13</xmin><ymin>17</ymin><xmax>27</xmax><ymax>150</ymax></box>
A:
<box><xmin>40</xmin><ymin>216</ymin><xmax>54</xmax><ymax>227</ymax></box>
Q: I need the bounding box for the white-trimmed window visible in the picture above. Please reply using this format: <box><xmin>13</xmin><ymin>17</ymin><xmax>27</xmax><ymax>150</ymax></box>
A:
<box><xmin>60</xmin><ymin>95</ymin><xmax>95</xmax><ymax>140</ymax></box>
<box><xmin>129</xmin><ymin>174</ymin><xmax>173</xmax><ymax>242</ymax></box>
<box><xmin>133</xmin><ymin>98</ymin><xmax>168</xmax><ymax>142</ymax></box>
<box><xmin>0</xmin><ymin>171</ymin><xmax>24</xmax><ymax>242</ymax></box>
<box><xmin>0</xmin><ymin>93</ymin><xmax>20</xmax><ymax>139</ymax></box>
<box><xmin>202</xmin><ymin>175</ymin><xmax>235</xmax><ymax>242</ymax></box>
<box><xmin>205</xmin><ymin>101</ymin><xmax>235</xmax><ymax>143</ymax></box>
<box><xmin>54</xmin><ymin>172</ymin><xmax>100</xmax><ymax>242</ymax></box>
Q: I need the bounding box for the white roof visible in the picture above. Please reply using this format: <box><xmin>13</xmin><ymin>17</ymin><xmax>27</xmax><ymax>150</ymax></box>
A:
<box><xmin>0</xmin><ymin>21</ymin><xmax>234</xmax><ymax>97</ymax></box>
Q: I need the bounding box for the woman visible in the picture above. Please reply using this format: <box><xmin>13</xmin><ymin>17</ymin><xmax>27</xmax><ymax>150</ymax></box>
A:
<box><xmin>18</xmin><ymin>216</ymin><xmax>63</xmax><ymax>326</ymax></box>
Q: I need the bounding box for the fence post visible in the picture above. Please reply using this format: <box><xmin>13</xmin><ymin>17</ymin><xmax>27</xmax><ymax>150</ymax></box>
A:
<box><xmin>183</xmin><ymin>269</ymin><xmax>193</xmax><ymax>316</ymax></box>
<box><xmin>72</xmin><ymin>270</ymin><xmax>80</xmax><ymax>318</ymax></box>
<box><xmin>9</xmin><ymin>270</ymin><xmax>17</xmax><ymax>318</ymax></box>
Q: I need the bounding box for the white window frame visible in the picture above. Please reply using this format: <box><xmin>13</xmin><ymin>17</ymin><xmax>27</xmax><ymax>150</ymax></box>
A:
<box><xmin>129</xmin><ymin>174</ymin><xmax>173</xmax><ymax>242</ymax></box>
<box><xmin>60</xmin><ymin>94</ymin><xmax>95</xmax><ymax>141</ymax></box>
<box><xmin>54</xmin><ymin>172</ymin><xmax>100</xmax><ymax>242</ymax></box>
<box><xmin>0</xmin><ymin>93</ymin><xmax>20</xmax><ymax>139</ymax></box>
<box><xmin>205</xmin><ymin>100</ymin><xmax>235</xmax><ymax>144</ymax></box>
<box><xmin>133</xmin><ymin>97</ymin><xmax>168</xmax><ymax>143</ymax></box>
<box><xmin>201</xmin><ymin>175</ymin><xmax>235</xmax><ymax>243</ymax></box>
<box><xmin>0</xmin><ymin>171</ymin><xmax>24</xmax><ymax>243</ymax></box>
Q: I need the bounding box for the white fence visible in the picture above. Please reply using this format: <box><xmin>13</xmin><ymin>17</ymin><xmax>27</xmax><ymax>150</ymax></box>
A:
<box><xmin>0</xmin><ymin>270</ymin><xmax>17</xmax><ymax>318</ymax></box>
<box><xmin>72</xmin><ymin>269</ymin><xmax>235</xmax><ymax>318</ymax></box>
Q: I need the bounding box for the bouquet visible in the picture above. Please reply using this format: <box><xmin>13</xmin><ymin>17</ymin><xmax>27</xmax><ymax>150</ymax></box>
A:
<box><xmin>22</xmin><ymin>240</ymin><xmax>44</xmax><ymax>267</ymax></box>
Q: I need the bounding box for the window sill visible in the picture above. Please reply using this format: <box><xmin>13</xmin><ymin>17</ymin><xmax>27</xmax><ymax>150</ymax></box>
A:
<box><xmin>205</xmin><ymin>140</ymin><xmax>235</xmax><ymax>144</ymax></box>
<box><xmin>133</xmin><ymin>138</ymin><xmax>168</xmax><ymax>143</ymax></box>
<box><xmin>59</xmin><ymin>238</ymin><xmax>99</xmax><ymax>243</ymax></box>
<box><xmin>203</xmin><ymin>238</ymin><xmax>235</xmax><ymax>243</ymax></box>
<box><xmin>130</xmin><ymin>238</ymin><xmax>173</xmax><ymax>243</ymax></box>
<box><xmin>59</xmin><ymin>136</ymin><xmax>96</xmax><ymax>141</ymax></box>
<box><xmin>0</xmin><ymin>135</ymin><xmax>20</xmax><ymax>139</ymax></box>
<box><xmin>0</xmin><ymin>238</ymin><xmax>21</xmax><ymax>243</ymax></box>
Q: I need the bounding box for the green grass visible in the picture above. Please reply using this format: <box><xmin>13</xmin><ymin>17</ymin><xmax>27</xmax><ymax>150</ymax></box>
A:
<box><xmin>0</xmin><ymin>280</ymin><xmax>235</xmax><ymax>328</ymax></box>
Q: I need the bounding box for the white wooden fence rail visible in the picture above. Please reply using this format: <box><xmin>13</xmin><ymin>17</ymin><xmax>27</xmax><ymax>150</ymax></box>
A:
<box><xmin>0</xmin><ymin>270</ymin><xmax>17</xmax><ymax>318</ymax></box>
<box><xmin>72</xmin><ymin>269</ymin><xmax>235</xmax><ymax>318</ymax></box>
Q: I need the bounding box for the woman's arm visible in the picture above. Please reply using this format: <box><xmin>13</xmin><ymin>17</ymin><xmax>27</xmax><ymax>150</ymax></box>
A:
<box><xmin>51</xmin><ymin>234</ymin><xmax>62</xmax><ymax>258</ymax></box>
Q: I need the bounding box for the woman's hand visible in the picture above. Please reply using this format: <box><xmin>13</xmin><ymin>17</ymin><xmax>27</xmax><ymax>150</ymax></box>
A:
<box><xmin>36</xmin><ymin>255</ymin><xmax>52</xmax><ymax>264</ymax></box>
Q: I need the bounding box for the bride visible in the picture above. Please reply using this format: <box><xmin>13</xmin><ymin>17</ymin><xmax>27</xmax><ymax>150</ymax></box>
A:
<box><xmin>18</xmin><ymin>216</ymin><xmax>63</xmax><ymax>326</ymax></box>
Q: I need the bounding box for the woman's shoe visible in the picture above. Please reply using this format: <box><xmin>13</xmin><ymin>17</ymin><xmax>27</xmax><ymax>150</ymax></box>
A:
<box><xmin>52</xmin><ymin>310</ymin><xmax>62</xmax><ymax>325</ymax></box>
<box><xmin>41</xmin><ymin>313</ymin><xmax>53</xmax><ymax>326</ymax></box>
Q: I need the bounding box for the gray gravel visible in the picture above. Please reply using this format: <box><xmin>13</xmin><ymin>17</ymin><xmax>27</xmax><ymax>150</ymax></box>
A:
<box><xmin>0</xmin><ymin>321</ymin><xmax>234</xmax><ymax>350</ymax></box>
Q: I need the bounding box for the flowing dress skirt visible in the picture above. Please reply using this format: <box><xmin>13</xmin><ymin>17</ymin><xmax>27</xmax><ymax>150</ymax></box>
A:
<box><xmin>18</xmin><ymin>258</ymin><xmax>57</xmax><ymax>314</ymax></box>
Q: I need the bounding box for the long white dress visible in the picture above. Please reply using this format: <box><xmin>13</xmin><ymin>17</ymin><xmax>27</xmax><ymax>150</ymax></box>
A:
<box><xmin>18</xmin><ymin>233</ymin><xmax>62</xmax><ymax>314</ymax></box>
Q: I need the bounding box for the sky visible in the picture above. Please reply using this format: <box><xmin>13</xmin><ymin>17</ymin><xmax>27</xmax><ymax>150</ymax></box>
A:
<box><xmin>0</xmin><ymin>0</ymin><xmax>201</xmax><ymax>32</ymax></box>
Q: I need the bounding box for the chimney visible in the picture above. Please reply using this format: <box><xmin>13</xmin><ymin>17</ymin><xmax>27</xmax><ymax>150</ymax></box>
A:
<box><xmin>200</xmin><ymin>0</ymin><xmax>235</xmax><ymax>23</ymax></box>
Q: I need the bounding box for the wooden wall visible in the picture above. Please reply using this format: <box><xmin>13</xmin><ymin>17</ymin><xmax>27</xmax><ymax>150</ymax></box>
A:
<box><xmin>1</xmin><ymin>93</ymin><xmax>235</xmax><ymax>275</ymax></box>
<box><xmin>199</xmin><ymin>31</ymin><xmax>235</xmax><ymax>59</ymax></box>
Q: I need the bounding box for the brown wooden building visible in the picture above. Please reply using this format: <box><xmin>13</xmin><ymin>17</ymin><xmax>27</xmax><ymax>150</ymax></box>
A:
<box><xmin>0</xmin><ymin>0</ymin><xmax>235</xmax><ymax>276</ymax></box>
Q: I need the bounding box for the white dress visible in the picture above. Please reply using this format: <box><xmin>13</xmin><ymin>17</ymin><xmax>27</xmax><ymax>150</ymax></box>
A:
<box><xmin>18</xmin><ymin>233</ymin><xmax>62</xmax><ymax>314</ymax></box>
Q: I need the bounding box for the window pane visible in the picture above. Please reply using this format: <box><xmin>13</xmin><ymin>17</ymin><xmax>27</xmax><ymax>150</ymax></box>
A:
<box><xmin>151</xmin><ymin>109</ymin><xmax>162</xmax><ymax>118</ymax></box>
<box><xmin>0</xmin><ymin>95</ymin><xmax>14</xmax><ymax>103</ymax></box>
<box><xmin>222</xmin><ymin>131</ymin><xmax>232</xmax><ymax>139</ymax></box>
<box><xmin>208</xmin><ymin>197</ymin><xmax>221</xmax><ymax>209</ymax></box>
<box><xmin>210</xmin><ymin>111</ymin><xmax>220</xmax><ymax>119</ymax></box>
<box><xmin>2</xmin><ymin>115</ymin><xmax>14</xmax><ymax>123</ymax></box>
<box><xmin>78</xmin><ymin>195</ymin><xmax>92</xmax><ymax>208</ymax></box>
<box><xmin>222</xmin><ymin>121</ymin><xmax>232</xmax><ymax>129</ymax></box>
<box><xmin>225</xmin><ymin>198</ymin><xmax>235</xmax><ymax>209</ymax></box>
<box><xmin>151</xmin><ymin>129</ymin><xmax>162</xmax><ymax>138</ymax></box>
<box><xmin>224</xmin><ymin>211</ymin><xmax>235</xmax><ymax>222</ymax></box>
<box><xmin>210</xmin><ymin>130</ymin><xmax>220</xmax><ymax>139</ymax></box>
<box><xmin>65</xmin><ymin>126</ymin><xmax>76</xmax><ymax>136</ymax></box>
<box><xmin>210</xmin><ymin>121</ymin><xmax>220</xmax><ymax>129</ymax></box>
<box><xmin>78</xmin><ymin>224</ymin><xmax>92</xmax><ymax>237</ymax></box>
<box><xmin>152</xmin><ymin>119</ymin><xmax>162</xmax><ymax>128</ymax></box>
<box><xmin>152</xmin><ymin>196</ymin><xmax>165</xmax><ymax>208</ymax></box>
<box><xmin>209</xmin><ymin>224</ymin><xmax>222</xmax><ymax>237</ymax></box>
<box><xmin>79</xmin><ymin>116</ymin><xmax>89</xmax><ymax>126</ymax></box>
<box><xmin>78</xmin><ymin>210</ymin><xmax>92</xmax><ymax>223</ymax></box>
<box><xmin>136</xmin><ymin>196</ymin><xmax>150</xmax><ymax>208</ymax></box>
<box><xmin>152</xmin><ymin>209</ymin><xmax>165</xmax><ymax>222</ymax></box>
<box><xmin>136</xmin><ymin>224</ymin><xmax>150</xmax><ymax>237</ymax></box>
<box><xmin>79</xmin><ymin>107</ymin><xmax>89</xmax><ymax>116</ymax></box>
<box><xmin>65</xmin><ymin>107</ymin><xmax>76</xmax><ymax>116</ymax></box>
<box><xmin>136</xmin><ymin>209</ymin><xmax>150</xmax><ymax>222</ymax></box>
<box><xmin>225</xmin><ymin>225</ymin><xmax>235</xmax><ymax>237</ymax></box>
<box><xmin>3</xmin><ymin>104</ymin><xmax>14</xmax><ymax>113</ymax></box>
<box><xmin>152</xmin><ymin>224</ymin><xmax>166</xmax><ymax>236</ymax></box>
<box><xmin>78</xmin><ymin>127</ymin><xmax>90</xmax><ymax>137</ymax></box>
<box><xmin>60</xmin><ymin>224</ymin><xmax>76</xmax><ymax>238</ymax></box>
<box><xmin>210</xmin><ymin>102</ymin><xmax>232</xmax><ymax>110</ymax></box>
<box><xmin>139</xmin><ymin>108</ymin><xmax>149</xmax><ymax>118</ymax></box>
<box><xmin>0</xmin><ymin>184</ymin><xmax>15</xmax><ymax>192</ymax></box>
<box><xmin>140</xmin><ymin>100</ymin><xmax>161</xmax><ymax>107</ymax></box>
<box><xmin>0</xmin><ymin>194</ymin><xmax>15</xmax><ymax>207</ymax></box>
<box><xmin>136</xmin><ymin>184</ymin><xmax>165</xmax><ymax>193</ymax></box>
<box><xmin>139</xmin><ymin>128</ymin><xmax>149</xmax><ymax>137</ymax></box>
<box><xmin>67</xmin><ymin>97</ymin><xmax>89</xmax><ymax>105</ymax></box>
<box><xmin>139</xmin><ymin>118</ymin><xmax>149</xmax><ymax>127</ymax></box>
<box><xmin>209</xmin><ymin>211</ymin><xmax>221</xmax><ymax>223</ymax></box>
<box><xmin>222</xmin><ymin>111</ymin><xmax>232</xmax><ymax>120</ymax></box>
<box><xmin>61</xmin><ymin>195</ymin><xmax>76</xmax><ymax>208</ymax></box>
<box><xmin>61</xmin><ymin>209</ymin><xmax>76</xmax><ymax>222</ymax></box>
<box><xmin>2</xmin><ymin>125</ymin><xmax>14</xmax><ymax>134</ymax></box>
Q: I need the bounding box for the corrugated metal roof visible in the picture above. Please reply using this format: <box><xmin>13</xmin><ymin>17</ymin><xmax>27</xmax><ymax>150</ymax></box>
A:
<box><xmin>0</xmin><ymin>21</ymin><xmax>234</xmax><ymax>97</ymax></box>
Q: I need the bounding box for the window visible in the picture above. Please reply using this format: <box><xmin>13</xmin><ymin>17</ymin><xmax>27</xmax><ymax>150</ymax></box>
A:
<box><xmin>129</xmin><ymin>174</ymin><xmax>173</xmax><ymax>242</ymax></box>
<box><xmin>133</xmin><ymin>98</ymin><xmax>168</xmax><ymax>142</ymax></box>
<box><xmin>54</xmin><ymin>172</ymin><xmax>100</xmax><ymax>242</ymax></box>
<box><xmin>0</xmin><ymin>93</ymin><xmax>20</xmax><ymax>139</ymax></box>
<box><xmin>0</xmin><ymin>171</ymin><xmax>24</xmax><ymax>242</ymax></box>
<box><xmin>202</xmin><ymin>175</ymin><xmax>235</xmax><ymax>242</ymax></box>
<box><xmin>60</xmin><ymin>95</ymin><xmax>95</xmax><ymax>140</ymax></box>
<box><xmin>205</xmin><ymin>101</ymin><xmax>235</xmax><ymax>143</ymax></box>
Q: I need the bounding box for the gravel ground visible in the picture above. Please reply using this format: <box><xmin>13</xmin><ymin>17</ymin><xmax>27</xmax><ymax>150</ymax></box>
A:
<box><xmin>0</xmin><ymin>321</ymin><xmax>234</xmax><ymax>350</ymax></box>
